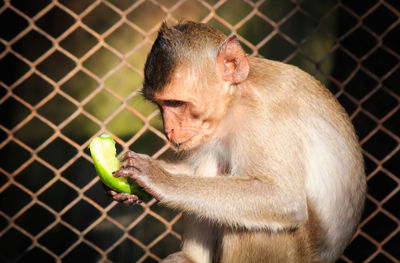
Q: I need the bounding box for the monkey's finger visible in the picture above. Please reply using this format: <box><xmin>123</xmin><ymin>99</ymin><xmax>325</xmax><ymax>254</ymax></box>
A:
<box><xmin>112</xmin><ymin>192</ymin><xmax>142</xmax><ymax>206</ymax></box>
<box><xmin>120</xmin><ymin>151</ymin><xmax>149</xmax><ymax>168</ymax></box>
<box><xmin>102</xmin><ymin>183</ymin><xmax>117</xmax><ymax>196</ymax></box>
<box><xmin>120</xmin><ymin>151</ymin><xmax>136</xmax><ymax>162</ymax></box>
<box><xmin>121</xmin><ymin>156</ymin><xmax>137</xmax><ymax>168</ymax></box>
<box><xmin>121</xmin><ymin>151</ymin><xmax>148</xmax><ymax>161</ymax></box>
<box><xmin>124</xmin><ymin>197</ymin><xmax>142</xmax><ymax>206</ymax></box>
<box><xmin>113</xmin><ymin>167</ymin><xmax>140</xmax><ymax>178</ymax></box>
<box><xmin>102</xmin><ymin>183</ymin><xmax>142</xmax><ymax>205</ymax></box>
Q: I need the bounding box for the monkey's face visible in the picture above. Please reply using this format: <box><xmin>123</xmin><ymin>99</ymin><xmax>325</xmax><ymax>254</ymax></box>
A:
<box><xmin>142</xmin><ymin>31</ymin><xmax>249</xmax><ymax>151</ymax></box>
<box><xmin>151</xmin><ymin>71</ymin><xmax>231</xmax><ymax>151</ymax></box>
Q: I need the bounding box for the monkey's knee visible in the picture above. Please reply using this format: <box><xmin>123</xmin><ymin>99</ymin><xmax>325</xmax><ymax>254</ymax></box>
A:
<box><xmin>161</xmin><ymin>251</ymin><xmax>194</xmax><ymax>263</ymax></box>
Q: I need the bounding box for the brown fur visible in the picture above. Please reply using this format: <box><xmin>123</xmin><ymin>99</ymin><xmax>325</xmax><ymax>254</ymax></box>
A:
<box><xmin>112</xmin><ymin>21</ymin><xmax>366</xmax><ymax>263</ymax></box>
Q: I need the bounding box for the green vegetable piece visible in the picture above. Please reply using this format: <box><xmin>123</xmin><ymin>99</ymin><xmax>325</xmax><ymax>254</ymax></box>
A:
<box><xmin>89</xmin><ymin>133</ymin><xmax>138</xmax><ymax>194</ymax></box>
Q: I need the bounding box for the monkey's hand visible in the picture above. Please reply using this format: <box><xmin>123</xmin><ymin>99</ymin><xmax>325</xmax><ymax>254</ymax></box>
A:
<box><xmin>101</xmin><ymin>179</ymin><xmax>141</xmax><ymax>205</ymax></box>
<box><xmin>104</xmin><ymin>184</ymin><xmax>142</xmax><ymax>205</ymax></box>
<box><xmin>112</xmin><ymin>151</ymin><xmax>168</xmax><ymax>201</ymax></box>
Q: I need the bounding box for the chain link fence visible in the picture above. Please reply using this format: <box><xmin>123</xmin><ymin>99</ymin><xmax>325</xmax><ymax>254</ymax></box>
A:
<box><xmin>0</xmin><ymin>0</ymin><xmax>399</xmax><ymax>262</ymax></box>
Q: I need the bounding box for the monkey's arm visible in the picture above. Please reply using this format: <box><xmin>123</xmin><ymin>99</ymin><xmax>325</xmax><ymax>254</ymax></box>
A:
<box><xmin>114</xmin><ymin>152</ymin><xmax>307</xmax><ymax>230</ymax></box>
<box><xmin>156</xmin><ymin>159</ymin><xmax>194</xmax><ymax>176</ymax></box>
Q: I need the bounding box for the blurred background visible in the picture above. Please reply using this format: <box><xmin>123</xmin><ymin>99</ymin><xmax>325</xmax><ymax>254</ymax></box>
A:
<box><xmin>0</xmin><ymin>0</ymin><xmax>399</xmax><ymax>262</ymax></box>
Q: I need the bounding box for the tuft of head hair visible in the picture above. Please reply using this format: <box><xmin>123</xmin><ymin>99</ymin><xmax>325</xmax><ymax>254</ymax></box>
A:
<box><xmin>142</xmin><ymin>21</ymin><xmax>226</xmax><ymax>99</ymax></box>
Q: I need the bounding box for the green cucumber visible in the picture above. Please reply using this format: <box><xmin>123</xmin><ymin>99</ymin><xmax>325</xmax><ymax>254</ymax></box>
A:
<box><xmin>89</xmin><ymin>133</ymin><xmax>140</xmax><ymax>195</ymax></box>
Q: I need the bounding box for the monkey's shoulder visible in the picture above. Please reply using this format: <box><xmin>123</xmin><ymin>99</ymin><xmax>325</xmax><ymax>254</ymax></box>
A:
<box><xmin>249</xmin><ymin>57</ymin><xmax>322</xmax><ymax>91</ymax></box>
<box><xmin>248</xmin><ymin>57</ymin><xmax>342</xmax><ymax>113</ymax></box>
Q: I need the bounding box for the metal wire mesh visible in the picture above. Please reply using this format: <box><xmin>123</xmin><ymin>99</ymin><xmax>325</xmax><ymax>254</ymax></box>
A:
<box><xmin>0</xmin><ymin>0</ymin><xmax>399</xmax><ymax>262</ymax></box>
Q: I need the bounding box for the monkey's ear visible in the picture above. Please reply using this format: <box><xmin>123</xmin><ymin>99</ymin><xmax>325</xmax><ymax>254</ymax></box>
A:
<box><xmin>217</xmin><ymin>35</ymin><xmax>249</xmax><ymax>84</ymax></box>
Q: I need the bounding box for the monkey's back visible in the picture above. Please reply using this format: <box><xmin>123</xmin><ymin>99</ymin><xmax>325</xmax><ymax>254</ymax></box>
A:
<box><xmin>247</xmin><ymin>57</ymin><xmax>366</xmax><ymax>262</ymax></box>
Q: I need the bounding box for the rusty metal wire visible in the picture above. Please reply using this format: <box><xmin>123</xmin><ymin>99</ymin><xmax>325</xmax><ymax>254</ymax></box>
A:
<box><xmin>0</xmin><ymin>0</ymin><xmax>399</xmax><ymax>262</ymax></box>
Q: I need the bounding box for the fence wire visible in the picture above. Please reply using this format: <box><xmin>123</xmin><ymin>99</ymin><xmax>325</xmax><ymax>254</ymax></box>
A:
<box><xmin>0</xmin><ymin>0</ymin><xmax>399</xmax><ymax>262</ymax></box>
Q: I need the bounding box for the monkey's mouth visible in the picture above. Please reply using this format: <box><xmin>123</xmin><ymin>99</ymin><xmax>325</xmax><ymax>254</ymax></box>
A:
<box><xmin>172</xmin><ymin>135</ymin><xmax>197</xmax><ymax>150</ymax></box>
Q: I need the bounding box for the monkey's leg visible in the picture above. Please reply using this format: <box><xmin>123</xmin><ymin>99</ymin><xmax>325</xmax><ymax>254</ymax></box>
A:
<box><xmin>161</xmin><ymin>251</ymin><xmax>194</xmax><ymax>263</ymax></box>
<box><xmin>181</xmin><ymin>213</ymin><xmax>219</xmax><ymax>263</ymax></box>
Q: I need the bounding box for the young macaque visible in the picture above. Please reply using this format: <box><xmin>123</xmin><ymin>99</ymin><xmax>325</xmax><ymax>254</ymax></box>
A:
<box><xmin>110</xmin><ymin>21</ymin><xmax>366</xmax><ymax>263</ymax></box>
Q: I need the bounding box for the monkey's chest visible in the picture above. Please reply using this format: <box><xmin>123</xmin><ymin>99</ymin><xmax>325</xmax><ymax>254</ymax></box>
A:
<box><xmin>194</xmin><ymin>156</ymin><xmax>230</xmax><ymax>177</ymax></box>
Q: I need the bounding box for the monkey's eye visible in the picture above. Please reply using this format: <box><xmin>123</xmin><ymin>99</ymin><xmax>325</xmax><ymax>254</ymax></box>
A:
<box><xmin>163</xmin><ymin>100</ymin><xmax>185</xmax><ymax>107</ymax></box>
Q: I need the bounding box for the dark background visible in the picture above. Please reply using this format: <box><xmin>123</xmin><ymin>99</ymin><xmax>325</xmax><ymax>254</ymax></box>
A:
<box><xmin>0</xmin><ymin>0</ymin><xmax>399</xmax><ymax>262</ymax></box>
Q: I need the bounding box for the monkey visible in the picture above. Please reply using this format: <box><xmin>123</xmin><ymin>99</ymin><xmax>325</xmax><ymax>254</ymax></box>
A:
<box><xmin>109</xmin><ymin>21</ymin><xmax>366</xmax><ymax>263</ymax></box>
